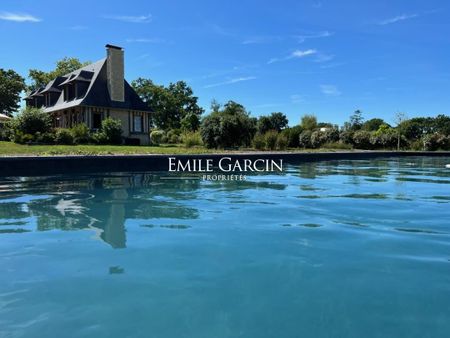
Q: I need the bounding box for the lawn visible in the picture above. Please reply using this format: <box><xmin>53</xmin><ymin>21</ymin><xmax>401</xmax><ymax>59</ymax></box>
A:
<box><xmin>0</xmin><ymin>141</ymin><xmax>218</xmax><ymax>156</ymax></box>
<box><xmin>0</xmin><ymin>141</ymin><xmax>357</xmax><ymax>156</ymax></box>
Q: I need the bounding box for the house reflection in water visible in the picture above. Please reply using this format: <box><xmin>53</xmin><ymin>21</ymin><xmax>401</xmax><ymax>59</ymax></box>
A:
<box><xmin>0</xmin><ymin>173</ymin><xmax>201</xmax><ymax>249</ymax></box>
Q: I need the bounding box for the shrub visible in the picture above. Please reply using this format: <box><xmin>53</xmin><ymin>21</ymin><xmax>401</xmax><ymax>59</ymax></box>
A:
<box><xmin>55</xmin><ymin>128</ymin><xmax>74</xmax><ymax>145</ymax></box>
<box><xmin>0</xmin><ymin>123</ymin><xmax>13</xmax><ymax>141</ymax></box>
<box><xmin>252</xmin><ymin>133</ymin><xmax>265</xmax><ymax>150</ymax></box>
<box><xmin>284</xmin><ymin>125</ymin><xmax>303</xmax><ymax>148</ymax></box>
<box><xmin>92</xmin><ymin>131</ymin><xmax>108</xmax><ymax>145</ymax></box>
<box><xmin>22</xmin><ymin>134</ymin><xmax>34</xmax><ymax>144</ymax></box>
<box><xmin>150</xmin><ymin>130</ymin><xmax>164</xmax><ymax>145</ymax></box>
<box><xmin>35</xmin><ymin>132</ymin><xmax>56</xmax><ymax>144</ymax></box>
<box><xmin>423</xmin><ymin>133</ymin><xmax>450</xmax><ymax>151</ymax></box>
<box><xmin>181</xmin><ymin>131</ymin><xmax>203</xmax><ymax>148</ymax></box>
<box><xmin>370</xmin><ymin>129</ymin><xmax>398</xmax><ymax>149</ymax></box>
<box><xmin>264</xmin><ymin>130</ymin><xmax>278</xmax><ymax>150</ymax></box>
<box><xmin>101</xmin><ymin>117</ymin><xmax>122</xmax><ymax>145</ymax></box>
<box><xmin>298</xmin><ymin>130</ymin><xmax>312</xmax><ymax>148</ymax></box>
<box><xmin>12</xmin><ymin>130</ymin><xmax>24</xmax><ymax>144</ymax></box>
<box><xmin>339</xmin><ymin>130</ymin><xmax>354</xmax><ymax>145</ymax></box>
<box><xmin>70</xmin><ymin>123</ymin><xmax>90</xmax><ymax>144</ymax></box>
<box><xmin>352</xmin><ymin>130</ymin><xmax>372</xmax><ymax>149</ymax></box>
<box><xmin>322</xmin><ymin>142</ymin><xmax>353</xmax><ymax>150</ymax></box>
<box><xmin>12</xmin><ymin>107</ymin><xmax>52</xmax><ymax>136</ymax></box>
<box><xmin>276</xmin><ymin>133</ymin><xmax>289</xmax><ymax>150</ymax></box>
<box><xmin>310</xmin><ymin>131</ymin><xmax>324</xmax><ymax>148</ymax></box>
<box><xmin>166</xmin><ymin>129</ymin><xmax>181</xmax><ymax>144</ymax></box>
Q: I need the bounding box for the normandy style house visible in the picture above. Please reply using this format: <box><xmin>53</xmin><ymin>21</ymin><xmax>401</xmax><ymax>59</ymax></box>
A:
<box><xmin>25</xmin><ymin>44</ymin><xmax>152</xmax><ymax>145</ymax></box>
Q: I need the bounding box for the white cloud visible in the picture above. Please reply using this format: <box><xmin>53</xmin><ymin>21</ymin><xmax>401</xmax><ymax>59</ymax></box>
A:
<box><xmin>291</xmin><ymin>49</ymin><xmax>317</xmax><ymax>58</ymax></box>
<box><xmin>268</xmin><ymin>49</ymin><xmax>317</xmax><ymax>64</ymax></box>
<box><xmin>126</xmin><ymin>38</ymin><xmax>167</xmax><ymax>43</ymax></box>
<box><xmin>296</xmin><ymin>31</ymin><xmax>333</xmax><ymax>43</ymax></box>
<box><xmin>320</xmin><ymin>85</ymin><xmax>341</xmax><ymax>96</ymax></box>
<box><xmin>103</xmin><ymin>14</ymin><xmax>152</xmax><ymax>23</ymax></box>
<box><xmin>204</xmin><ymin>76</ymin><xmax>256</xmax><ymax>88</ymax></box>
<box><xmin>290</xmin><ymin>94</ymin><xmax>305</xmax><ymax>104</ymax></box>
<box><xmin>378</xmin><ymin>13</ymin><xmax>418</xmax><ymax>25</ymax></box>
<box><xmin>0</xmin><ymin>12</ymin><xmax>41</xmax><ymax>22</ymax></box>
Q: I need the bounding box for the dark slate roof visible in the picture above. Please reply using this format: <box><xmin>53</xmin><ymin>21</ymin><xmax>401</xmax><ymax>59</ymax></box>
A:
<box><xmin>28</xmin><ymin>58</ymin><xmax>152</xmax><ymax>113</ymax></box>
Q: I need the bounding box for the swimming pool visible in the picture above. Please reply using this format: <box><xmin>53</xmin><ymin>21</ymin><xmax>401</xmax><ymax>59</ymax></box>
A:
<box><xmin>1</xmin><ymin>157</ymin><xmax>449</xmax><ymax>337</ymax></box>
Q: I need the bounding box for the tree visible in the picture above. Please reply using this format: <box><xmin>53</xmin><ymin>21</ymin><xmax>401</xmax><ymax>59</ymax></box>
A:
<box><xmin>394</xmin><ymin>112</ymin><xmax>407</xmax><ymax>150</ymax></box>
<box><xmin>362</xmin><ymin>118</ymin><xmax>387</xmax><ymax>131</ymax></box>
<box><xmin>349</xmin><ymin>110</ymin><xmax>364</xmax><ymax>131</ymax></box>
<box><xmin>200</xmin><ymin>100</ymin><xmax>256</xmax><ymax>148</ymax></box>
<box><xmin>433</xmin><ymin>114</ymin><xmax>450</xmax><ymax>135</ymax></box>
<box><xmin>0</xmin><ymin>68</ymin><xmax>26</xmax><ymax>117</ymax></box>
<box><xmin>28</xmin><ymin>57</ymin><xmax>90</xmax><ymax>90</ymax></box>
<box><xmin>257</xmin><ymin>112</ymin><xmax>288</xmax><ymax>134</ymax></box>
<box><xmin>132</xmin><ymin>78</ymin><xmax>204</xmax><ymax>130</ymax></box>
<box><xmin>300</xmin><ymin>114</ymin><xmax>318</xmax><ymax>131</ymax></box>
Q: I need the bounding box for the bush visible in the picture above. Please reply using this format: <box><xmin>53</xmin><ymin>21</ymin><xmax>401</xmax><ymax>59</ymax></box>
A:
<box><xmin>92</xmin><ymin>131</ymin><xmax>108</xmax><ymax>145</ymax></box>
<box><xmin>264</xmin><ymin>130</ymin><xmax>278</xmax><ymax>150</ymax></box>
<box><xmin>0</xmin><ymin>124</ymin><xmax>13</xmax><ymax>141</ymax></box>
<box><xmin>370</xmin><ymin>129</ymin><xmax>398</xmax><ymax>149</ymax></box>
<box><xmin>352</xmin><ymin>130</ymin><xmax>372</xmax><ymax>149</ymax></box>
<box><xmin>283</xmin><ymin>125</ymin><xmax>303</xmax><ymax>148</ymax></box>
<box><xmin>70</xmin><ymin>123</ymin><xmax>91</xmax><ymax>144</ymax></box>
<box><xmin>150</xmin><ymin>130</ymin><xmax>164</xmax><ymax>145</ymax></box>
<box><xmin>181</xmin><ymin>131</ymin><xmax>203</xmax><ymax>148</ymax></box>
<box><xmin>423</xmin><ymin>133</ymin><xmax>450</xmax><ymax>151</ymax></box>
<box><xmin>22</xmin><ymin>134</ymin><xmax>34</xmax><ymax>144</ymax></box>
<box><xmin>166</xmin><ymin>129</ymin><xmax>181</xmax><ymax>144</ymax></box>
<box><xmin>310</xmin><ymin>131</ymin><xmax>324</xmax><ymax>148</ymax></box>
<box><xmin>11</xmin><ymin>107</ymin><xmax>52</xmax><ymax>136</ymax></box>
<box><xmin>35</xmin><ymin>132</ymin><xmax>55</xmax><ymax>144</ymax></box>
<box><xmin>276</xmin><ymin>133</ymin><xmax>289</xmax><ymax>150</ymax></box>
<box><xmin>55</xmin><ymin>128</ymin><xmax>74</xmax><ymax>145</ymax></box>
<box><xmin>339</xmin><ymin>130</ymin><xmax>354</xmax><ymax>145</ymax></box>
<box><xmin>298</xmin><ymin>130</ymin><xmax>312</xmax><ymax>148</ymax></box>
<box><xmin>252</xmin><ymin>133</ymin><xmax>265</xmax><ymax>150</ymax></box>
<box><xmin>101</xmin><ymin>117</ymin><xmax>122</xmax><ymax>145</ymax></box>
<box><xmin>322</xmin><ymin>142</ymin><xmax>353</xmax><ymax>150</ymax></box>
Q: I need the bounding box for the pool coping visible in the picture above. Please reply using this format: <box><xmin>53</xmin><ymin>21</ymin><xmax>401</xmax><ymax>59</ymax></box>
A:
<box><xmin>1</xmin><ymin>151</ymin><xmax>449</xmax><ymax>177</ymax></box>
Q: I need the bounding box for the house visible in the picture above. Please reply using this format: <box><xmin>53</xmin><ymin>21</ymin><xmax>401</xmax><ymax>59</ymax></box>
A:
<box><xmin>25</xmin><ymin>44</ymin><xmax>152</xmax><ymax>145</ymax></box>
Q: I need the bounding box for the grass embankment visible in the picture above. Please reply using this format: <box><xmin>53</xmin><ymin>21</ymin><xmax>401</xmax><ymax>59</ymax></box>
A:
<box><xmin>0</xmin><ymin>141</ymin><xmax>357</xmax><ymax>156</ymax></box>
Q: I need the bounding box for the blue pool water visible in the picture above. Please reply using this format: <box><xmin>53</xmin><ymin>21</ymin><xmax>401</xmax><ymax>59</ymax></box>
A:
<box><xmin>0</xmin><ymin>157</ymin><xmax>449</xmax><ymax>338</ymax></box>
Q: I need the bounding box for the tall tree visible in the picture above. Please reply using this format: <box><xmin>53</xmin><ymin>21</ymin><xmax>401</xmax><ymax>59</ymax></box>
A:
<box><xmin>0</xmin><ymin>68</ymin><xmax>26</xmax><ymax>117</ymax></box>
<box><xmin>257</xmin><ymin>112</ymin><xmax>289</xmax><ymax>134</ymax></box>
<box><xmin>28</xmin><ymin>57</ymin><xmax>90</xmax><ymax>90</ymax></box>
<box><xmin>300</xmin><ymin>114</ymin><xmax>318</xmax><ymax>131</ymax></box>
<box><xmin>394</xmin><ymin>112</ymin><xmax>407</xmax><ymax>150</ymax></box>
<box><xmin>200</xmin><ymin>101</ymin><xmax>256</xmax><ymax>148</ymax></box>
<box><xmin>349</xmin><ymin>110</ymin><xmax>364</xmax><ymax>131</ymax></box>
<box><xmin>132</xmin><ymin>78</ymin><xmax>204</xmax><ymax>130</ymax></box>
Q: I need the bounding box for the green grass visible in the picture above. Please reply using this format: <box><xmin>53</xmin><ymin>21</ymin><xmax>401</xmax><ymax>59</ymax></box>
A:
<box><xmin>0</xmin><ymin>141</ymin><xmax>361</xmax><ymax>156</ymax></box>
<box><xmin>0</xmin><ymin>141</ymin><xmax>216</xmax><ymax>156</ymax></box>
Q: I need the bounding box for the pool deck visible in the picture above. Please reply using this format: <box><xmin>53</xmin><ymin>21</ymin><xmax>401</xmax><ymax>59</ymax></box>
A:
<box><xmin>0</xmin><ymin>151</ymin><xmax>449</xmax><ymax>177</ymax></box>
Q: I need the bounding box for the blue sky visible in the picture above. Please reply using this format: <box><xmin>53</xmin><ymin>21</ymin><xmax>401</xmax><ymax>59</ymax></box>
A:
<box><xmin>1</xmin><ymin>0</ymin><xmax>449</xmax><ymax>126</ymax></box>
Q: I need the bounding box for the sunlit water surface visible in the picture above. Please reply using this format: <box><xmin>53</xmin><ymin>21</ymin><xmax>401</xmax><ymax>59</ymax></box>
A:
<box><xmin>1</xmin><ymin>157</ymin><xmax>450</xmax><ymax>338</ymax></box>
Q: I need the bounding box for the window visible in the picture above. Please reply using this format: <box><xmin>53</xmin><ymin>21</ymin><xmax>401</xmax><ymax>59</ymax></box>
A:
<box><xmin>132</xmin><ymin>112</ymin><xmax>144</xmax><ymax>133</ymax></box>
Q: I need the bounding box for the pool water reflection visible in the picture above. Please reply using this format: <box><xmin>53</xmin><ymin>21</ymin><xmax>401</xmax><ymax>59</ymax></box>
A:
<box><xmin>0</xmin><ymin>157</ymin><xmax>449</xmax><ymax>337</ymax></box>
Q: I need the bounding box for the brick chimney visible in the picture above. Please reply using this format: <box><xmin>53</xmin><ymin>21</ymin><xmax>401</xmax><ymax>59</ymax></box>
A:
<box><xmin>106</xmin><ymin>44</ymin><xmax>125</xmax><ymax>102</ymax></box>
